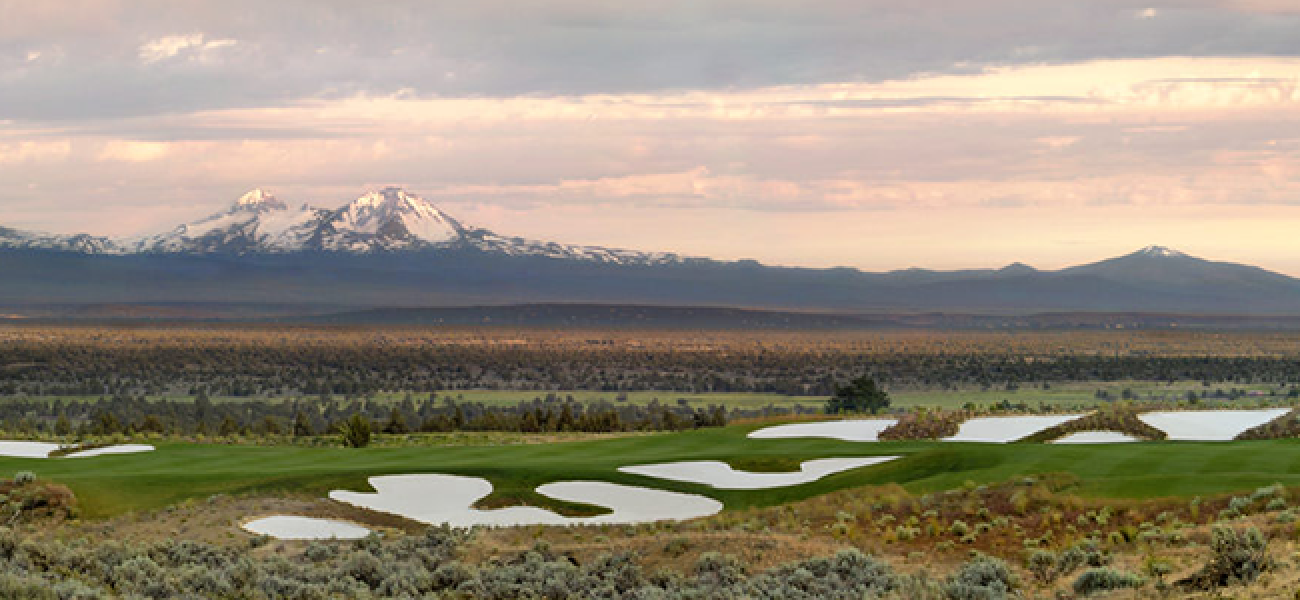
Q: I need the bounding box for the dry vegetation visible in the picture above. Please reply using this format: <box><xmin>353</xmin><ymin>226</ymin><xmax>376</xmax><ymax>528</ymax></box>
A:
<box><xmin>1022</xmin><ymin>406</ymin><xmax>1168</xmax><ymax>443</ymax></box>
<box><xmin>15</xmin><ymin>471</ymin><xmax>1300</xmax><ymax>598</ymax></box>
<box><xmin>4</xmin><ymin>325</ymin><xmax>1300</xmax><ymax>401</ymax></box>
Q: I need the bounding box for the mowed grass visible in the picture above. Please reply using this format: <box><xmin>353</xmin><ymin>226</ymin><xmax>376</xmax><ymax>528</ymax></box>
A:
<box><xmin>6</xmin><ymin>422</ymin><xmax>1300</xmax><ymax>520</ymax></box>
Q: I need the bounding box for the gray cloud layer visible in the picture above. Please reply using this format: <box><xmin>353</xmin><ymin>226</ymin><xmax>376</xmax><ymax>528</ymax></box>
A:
<box><xmin>4</xmin><ymin>0</ymin><xmax>1300</xmax><ymax>121</ymax></box>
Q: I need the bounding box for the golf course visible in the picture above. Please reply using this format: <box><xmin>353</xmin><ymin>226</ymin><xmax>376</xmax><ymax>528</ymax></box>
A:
<box><xmin>10</xmin><ymin>419</ymin><xmax>1300</xmax><ymax>520</ymax></box>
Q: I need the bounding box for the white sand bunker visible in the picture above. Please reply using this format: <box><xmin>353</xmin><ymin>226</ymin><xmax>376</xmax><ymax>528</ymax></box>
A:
<box><xmin>330</xmin><ymin>474</ymin><xmax>722</xmax><ymax>527</ymax></box>
<box><xmin>0</xmin><ymin>442</ymin><xmax>156</xmax><ymax>459</ymax></box>
<box><xmin>63</xmin><ymin>444</ymin><xmax>156</xmax><ymax>458</ymax></box>
<box><xmin>0</xmin><ymin>441</ymin><xmax>61</xmax><ymax>458</ymax></box>
<box><xmin>1138</xmin><ymin>409</ymin><xmax>1289</xmax><ymax>441</ymax></box>
<box><xmin>747</xmin><ymin>419</ymin><xmax>898</xmax><ymax>442</ymax></box>
<box><xmin>943</xmin><ymin>415</ymin><xmax>1084</xmax><ymax>443</ymax></box>
<box><xmin>243</xmin><ymin>516</ymin><xmax>372</xmax><ymax>540</ymax></box>
<box><xmin>1049</xmin><ymin>431</ymin><xmax>1140</xmax><ymax>444</ymax></box>
<box><xmin>619</xmin><ymin>456</ymin><xmax>898</xmax><ymax>490</ymax></box>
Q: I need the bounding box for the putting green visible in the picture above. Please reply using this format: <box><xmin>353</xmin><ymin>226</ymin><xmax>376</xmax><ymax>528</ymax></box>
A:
<box><xmin>4</xmin><ymin>424</ymin><xmax>1300</xmax><ymax>519</ymax></box>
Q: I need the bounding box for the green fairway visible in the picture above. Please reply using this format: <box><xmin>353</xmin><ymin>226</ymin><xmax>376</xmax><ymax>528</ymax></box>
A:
<box><xmin>6</xmin><ymin>423</ymin><xmax>1300</xmax><ymax>520</ymax></box>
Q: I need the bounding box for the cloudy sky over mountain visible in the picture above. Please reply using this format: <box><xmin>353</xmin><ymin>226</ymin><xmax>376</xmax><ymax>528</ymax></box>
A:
<box><xmin>2</xmin><ymin>0</ymin><xmax>1299</xmax><ymax>271</ymax></box>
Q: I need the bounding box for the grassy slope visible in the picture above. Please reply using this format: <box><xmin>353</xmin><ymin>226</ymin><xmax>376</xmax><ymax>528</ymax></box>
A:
<box><xmin>6</xmin><ymin>423</ymin><xmax>1300</xmax><ymax>519</ymax></box>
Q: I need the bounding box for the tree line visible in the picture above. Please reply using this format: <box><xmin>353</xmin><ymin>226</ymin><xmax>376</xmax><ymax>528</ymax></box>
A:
<box><xmin>0</xmin><ymin>391</ymin><xmax>729</xmax><ymax>439</ymax></box>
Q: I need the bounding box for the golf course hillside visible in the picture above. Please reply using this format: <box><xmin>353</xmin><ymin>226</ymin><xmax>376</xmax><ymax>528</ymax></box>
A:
<box><xmin>7</xmin><ymin>415</ymin><xmax>1300</xmax><ymax>522</ymax></box>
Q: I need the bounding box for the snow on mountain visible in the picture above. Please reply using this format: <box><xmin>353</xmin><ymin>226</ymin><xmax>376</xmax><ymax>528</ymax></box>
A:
<box><xmin>127</xmin><ymin>189</ymin><xmax>324</xmax><ymax>253</ymax></box>
<box><xmin>1134</xmin><ymin>245</ymin><xmax>1187</xmax><ymax>258</ymax></box>
<box><xmin>1064</xmin><ymin>245</ymin><xmax>1298</xmax><ymax>289</ymax></box>
<box><xmin>312</xmin><ymin>187</ymin><xmax>465</xmax><ymax>252</ymax></box>
<box><xmin>463</xmin><ymin>229</ymin><xmax>685</xmax><ymax>266</ymax></box>
<box><xmin>12</xmin><ymin>186</ymin><xmax>684</xmax><ymax>264</ymax></box>
<box><xmin>0</xmin><ymin>226</ymin><xmax>121</xmax><ymax>254</ymax></box>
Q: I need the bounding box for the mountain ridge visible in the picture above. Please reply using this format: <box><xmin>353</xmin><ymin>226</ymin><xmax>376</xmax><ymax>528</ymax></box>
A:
<box><xmin>3</xmin><ymin>187</ymin><xmax>693</xmax><ymax>266</ymax></box>
<box><xmin>3</xmin><ymin>189</ymin><xmax>1300</xmax><ymax>315</ymax></box>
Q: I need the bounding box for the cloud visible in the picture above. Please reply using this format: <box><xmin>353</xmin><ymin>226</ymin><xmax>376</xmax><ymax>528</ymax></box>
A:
<box><xmin>138</xmin><ymin>33</ymin><xmax>237</xmax><ymax>64</ymax></box>
<box><xmin>95</xmin><ymin>140</ymin><xmax>170</xmax><ymax>162</ymax></box>
<box><xmin>3</xmin><ymin>1</ymin><xmax>1300</xmax><ymax>120</ymax></box>
<box><xmin>0</xmin><ymin>141</ymin><xmax>71</xmax><ymax>164</ymax></box>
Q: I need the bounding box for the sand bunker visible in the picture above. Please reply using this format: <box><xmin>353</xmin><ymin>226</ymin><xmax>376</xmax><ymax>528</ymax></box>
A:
<box><xmin>242</xmin><ymin>516</ymin><xmax>372</xmax><ymax>540</ymax></box>
<box><xmin>0</xmin><ymin>442</ymin><xmax>157</xmax><ymax>459</ymax></box>
<box><xmin>943</xmin><ymin>415</ymin><xmax>1084</xmax><ymax>443</ymax></box>
<box><xmin>330</xmin><ymin>474</ymin><xmax>721</xmax><ymax>527</ymax></box>
<box><xmin>619</xmin><ymin>456</ymin><xmax>898</xmax><ymax>490</ymax></box>
<box><xmin>1048</xmin><ymin>431</ymin><xmax>1141</xmax><ymax>444</ymax></box>
<box><xmin>63</xmin><ymin>444</ymin><xmax>156</xmax><ymax>458</ymax></box>
<box><xmin>1138</xmin><ymin>409</ymin><xmax>1289</xmax><ymax>441</ymax></box>
<box><xmin>747</xmin><ymin>419</ymin><xmax>898</xmax><ymax>442</ymax></box>
<box><xmin>0</xmin><ymin>441</ymin><xmax>62</xmax><ymax>459</ymax></box>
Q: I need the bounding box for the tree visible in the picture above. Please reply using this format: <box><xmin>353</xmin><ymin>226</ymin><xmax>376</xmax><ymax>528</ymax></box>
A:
<box><xmin>825</xmin><ymin>375</ymin><xmax>891</xmax><ymax>415</ymax></box>
<box><xmin>384</xmin><ymin>407</ymin><xmax>409</xmax><ymax>434</ymax></box>
<box><xmin>293</xmin><ymin>410</ymin><xmax>314</xmax><ymax>436</ymax></box>
<box><xmin>340</xmin><ymin>413</ymin><xmax>372</xmax><ymax>448</ymax></box>
<box><xmin>53</xmin><ymin>412</ymin><xmax>72</xmax><ymax>436</ymax></box>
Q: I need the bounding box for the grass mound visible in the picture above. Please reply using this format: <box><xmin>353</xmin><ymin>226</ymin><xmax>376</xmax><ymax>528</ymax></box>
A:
<box><xmin>1020</xmin><ymin>406</ymin><xmax>1166</xmax><ymax>443</ymax></box>
<box><xmin>878</xmin><ymin>410</ymin><xmax>965</xmax><ymax>441</ymax></box>
<box><xmin>1235</xmin><ymin>407</ymin><xmax>1300</xmax><ymax>440</ymax></box>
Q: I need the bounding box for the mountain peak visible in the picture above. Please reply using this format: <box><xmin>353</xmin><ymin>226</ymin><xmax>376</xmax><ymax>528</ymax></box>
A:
<box><xmin>1133</xmin><ymin>245</ymin><xmax>1187</xmax><ymax>259</ymax></box>
<box><xmin>330</xmin><ymin>187</ymin><xmax>462</xmax><ymax>248</ymax></box>
<box><xmin>234</xmin><ymin>188</ymin><xmax>287</xmax><ymax>212</ymax></box>
<box><xmin>998</xmin><ymin>262</ymin><xmax>1037</xmax><ymax>275</ymax></box>
<box><xmin>353</xmin><ymin>187</ymin><xmax>428</xmax><ymax>210</ymax></box>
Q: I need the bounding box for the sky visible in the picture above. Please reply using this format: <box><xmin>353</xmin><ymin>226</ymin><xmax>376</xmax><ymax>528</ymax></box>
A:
<box><xmin>2</xmin><ymin>1</ymin><xmax>1300</xmax><ymax>273</ymax></box>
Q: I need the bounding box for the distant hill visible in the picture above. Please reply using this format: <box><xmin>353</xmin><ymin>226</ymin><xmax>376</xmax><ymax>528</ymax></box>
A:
<box><xmin>287</xmin><ymin>305</ymin><xmax>1300</xmax><ymax>331</ymax></box>
<box><xmin>290</xmin><ymin>304</ymin><xmax>886</xmax><ymax>329</ymax></box>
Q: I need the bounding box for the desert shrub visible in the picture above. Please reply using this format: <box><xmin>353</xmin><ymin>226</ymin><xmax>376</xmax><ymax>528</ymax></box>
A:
<box><xmin>950</xmin><ymin>520</ymin><xmax>970</xmax><ymax>537</ymax></box>
<box><xmin>111</xmin><ymin>555</ymin><xmax>175</xmax><ymax>598</ymax></box>
<box><xmin>752</xmin><ymin>548</ymin><xmax>900</xmax><ymax>598</ymax></box>
<box><xmin>944</xmin><ymin>554</ymin><xmax>1016</xmax><ymax>600</ymax></box>
<box><xmin>1179</xmin><ymin>526</ymin><xmax>1271</xmax><ymax>590</ymax></box>
<box><xmin>695</xmin><ymin>552</ymin><xmax>745</xmax><ymax>587</ymax></box>
<box><xmin>0</xmin><ymin>573</ymin><xmax>64</xmax><ymax>600</ymax></box>
<box><xmin>303</xmin><ymin>542</ymin><xmax>334</xmax><ymax>563</ymax></box>
<box><xmin>340</xmin><ymin>550</ymin><xmax>384</xmax><ymax>587</ymax></box>
<box><xmin>1058</xmin><ymin>539</ymin><xmax>1107</xmax><ymax>575</ymax></box>
<box><xmin>1026</xmin><ymin>550</ymin><xmax>1057</xmax><ymax>584</ymax></box>
<box><xmin>662</xmin><ymin>537</ymin><xmax>692</xmax><ymax>558</ymax></box>
<box><xmin>1072</xmin><ymin>567</ymin><xmax>1145</xmax><ymax>595</ymax></box>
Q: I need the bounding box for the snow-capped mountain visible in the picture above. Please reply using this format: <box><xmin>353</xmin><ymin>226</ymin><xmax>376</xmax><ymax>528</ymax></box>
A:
<box><xmin>0</xmin><ymin>226</ymin><xmax>121</xmax><ymax>254</ymax></box>
<box><xmin>310</xmin><ymin>187</ymin><xmax>465</xmax><ymax>252</ymax></box>
<box><xmin>3</xmin><ymin>187</ymin><xmax>686</xmax><ymax>265</ymax></box>
<box><xmin>126</xmin><ymin>189</ymin><xmax>324</xmax><ymax>254</ymax></box>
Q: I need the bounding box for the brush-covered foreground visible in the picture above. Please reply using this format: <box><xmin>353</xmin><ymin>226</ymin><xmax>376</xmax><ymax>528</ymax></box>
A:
<box><xmin>10</xmin><ymin>470</ymin><xmax>1300</xmax><ymax>598</ymax></box>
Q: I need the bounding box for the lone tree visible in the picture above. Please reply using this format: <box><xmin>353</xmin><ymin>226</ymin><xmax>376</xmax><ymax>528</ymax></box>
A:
<box><xmin>826</xmin><ymin>375</ymin><xmax>891</xmax><ymax>414</ymax></box>
<box><xmin>340</xmin><ymin>413</ymin><xmax>373</xmax><ymax>448</ymax></box>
